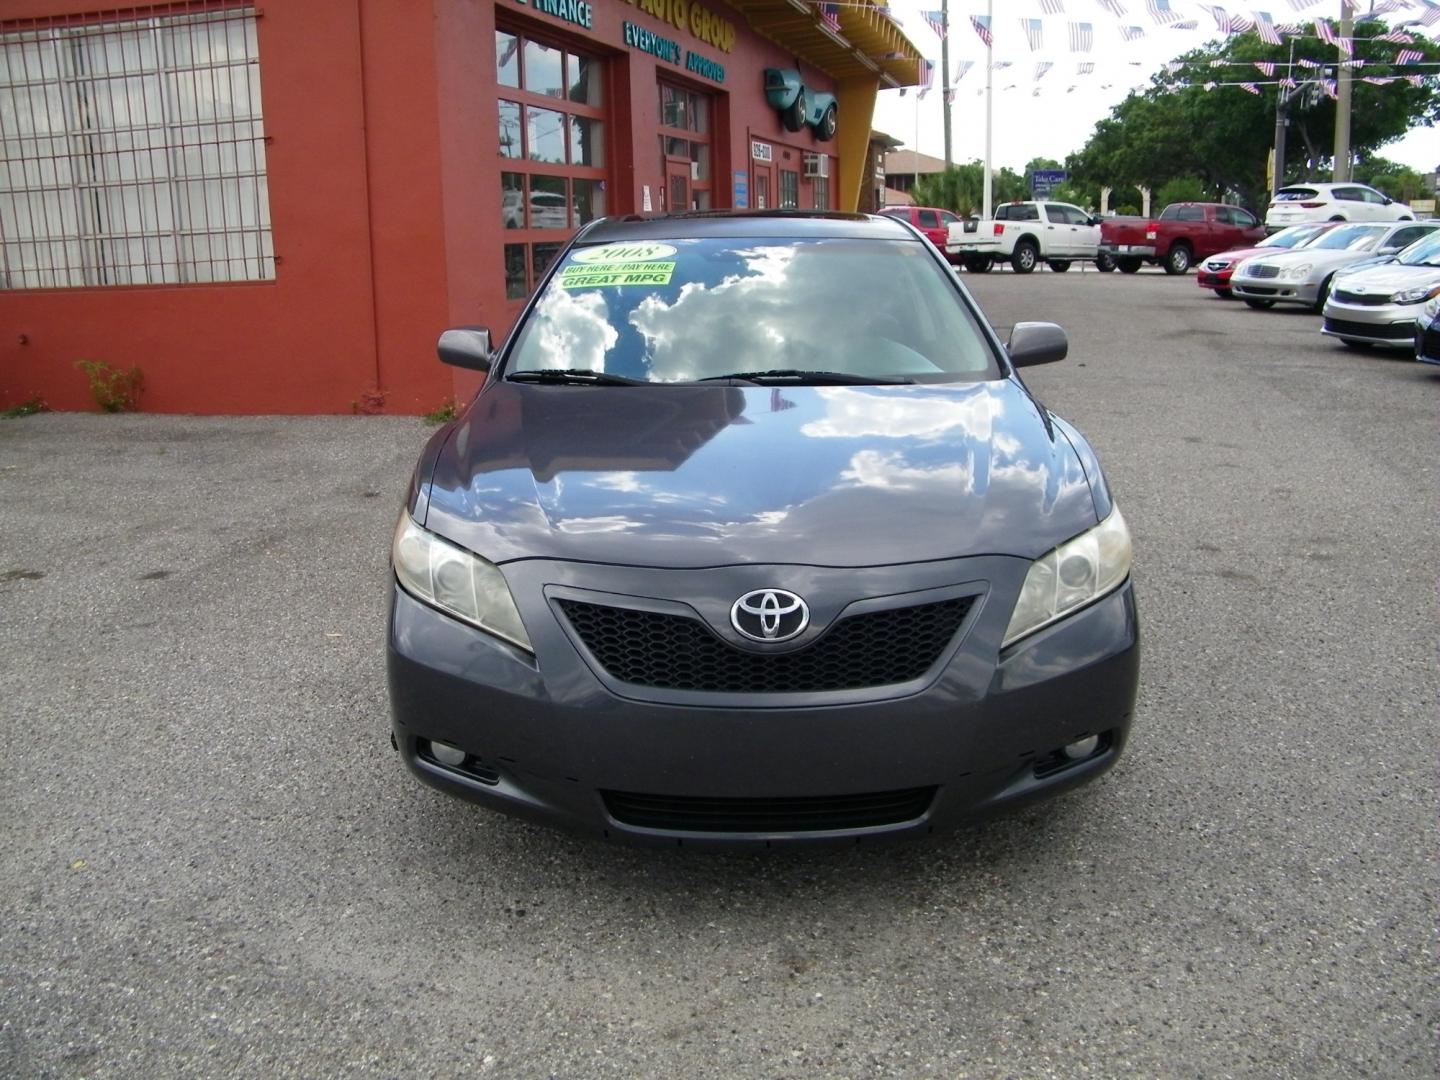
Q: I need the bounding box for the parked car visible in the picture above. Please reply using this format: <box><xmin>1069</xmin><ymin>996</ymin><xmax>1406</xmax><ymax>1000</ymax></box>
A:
<box><xmin>389</xmin><ymin>210</ymin><xmax>1140</xmax><ymax>846</ymax></box>
<box><xmin>945</xmin><ymin>200</ymin><xmax>1108</xmax><ymax>274</ymax></box>
<box><xmin>1099</xmin><ymin>202</ymin><xmax>1267</xmax><ymax>275</ymax></box>
<box><xmin>1196</xmin><ymin>222</ymin><xmax>1337</xmax><ymax>298</ymax></box>
<box><xmin>880</xmin><ymin>205</ymin><xmax>966</xmax><ymax>263</ymax></box>
<box><xmin>1416</xmin><ymin>295</ymin><xmax>1440</xmax><ymax>366</ymax></box>
<box><xmin>1231</xmin><ymin>221</ymin><xmax>1440</xmax><ymax>312</ymax></box>
<box><xmin>1320</xmin><ymin>229</ymin><xmax>1440</xmax><ymax>348</ymax></box>
<box><xmin>1265</xmin><ymin>182</ymin><xmax>1414</xmax><ymax>231</ymax></box>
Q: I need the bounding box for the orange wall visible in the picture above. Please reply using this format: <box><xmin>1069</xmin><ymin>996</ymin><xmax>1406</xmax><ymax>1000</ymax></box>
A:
<box><xmin>0</xmin><ymin>0</ymin><xmax>851</xmax><ymax>414</ymax></box>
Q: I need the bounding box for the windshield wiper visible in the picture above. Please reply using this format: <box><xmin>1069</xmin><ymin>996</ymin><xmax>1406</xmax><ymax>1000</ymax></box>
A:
<box><xmin>696</xmin><ymin>369</ymin><xmax>915</xmax><ymax>385</ymax></box>
<box><xmin>506</xmin><ymin>368</ymin><xmax>646</xmax><ymax>386</ymax></box>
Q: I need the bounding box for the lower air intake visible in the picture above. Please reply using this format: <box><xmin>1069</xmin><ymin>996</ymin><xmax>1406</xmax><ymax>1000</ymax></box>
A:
<box><xmin>602</xmin><ymin>786</ymin><xmax>937</xmax><ymax>833</ymax></box>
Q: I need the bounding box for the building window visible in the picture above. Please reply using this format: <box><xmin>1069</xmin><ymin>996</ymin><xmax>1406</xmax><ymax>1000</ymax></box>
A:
<box><xmin>657</xmin><ymin>83</ymin><xmax>711</xmax><ymax>212</ymax></box>
<box><xmin>496</xmin><ymin>29</ymin><xmax>606</xmax><ymax>299</ymax></box>
<box><xmin>813</xmin><ymin>175</ymin><xmax>830</xmax><ymax>211</ymax></box>
<box><xmin>779</xmin><ymin>169</ymin><xmax>799</xmax><ymax>209</ymax></box>
<box><xmin>0</xmin><ymin>5</ymin><xmax>272</xmax><ymax>289</ymax></box>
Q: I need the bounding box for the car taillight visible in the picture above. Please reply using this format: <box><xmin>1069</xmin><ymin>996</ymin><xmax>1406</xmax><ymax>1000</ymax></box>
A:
<box><xmin>1300</xmin><ymin>201</ymin><xmax>1326</xmax><ymax>208</ymax></box>
<box><xmin>1145</xmin><ymin>229</ymin><xmax>1156</xmax><ymax>240</ymax></box>
<box><xmin>994</xmin><ymin>223</ymin><xmax>1004</xmax><ymax>236</ymax></box>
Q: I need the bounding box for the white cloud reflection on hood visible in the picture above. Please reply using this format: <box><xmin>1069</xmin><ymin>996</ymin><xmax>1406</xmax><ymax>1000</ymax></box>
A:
<box><xmin>801</xmin><ymin>387</ymin><xmax>997</xmax><ymax>441</ymax></box>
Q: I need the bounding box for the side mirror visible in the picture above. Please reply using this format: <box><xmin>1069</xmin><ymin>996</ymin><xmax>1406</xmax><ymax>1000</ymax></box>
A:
<box><xmin>437</xmin><ymin>327</ymin><xmax>493</xmax><ymax>371</ymax></box>
<box><xmin>1382</xmin><ymin>196</ymin><xmax>1394</xmax><ymax>205</ymax></box>
<box><xmin>1090</xmin><ymin>216</ymin><xmax>1104</xmax><ymax>227</ymax></box>
<box><xmin>1378</xmin><ymin>245</ymin><xmax>1402</xmax><ymax>255</ymax></box>
<box><xmin>1007</xmin><ymin>322</ymin><xmax>1068</xmax><ymax>367</ymax></box>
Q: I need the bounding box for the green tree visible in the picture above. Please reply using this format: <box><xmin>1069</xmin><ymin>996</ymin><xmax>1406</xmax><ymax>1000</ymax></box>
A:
<box><xmin>1354</xmin><ymin>155</ymin><xmax>1429</xmax><ymax>201</ymax></box>
<box><xmin>1066</xmin><ymin>23</ymin><xmax>1440</xmax><ymax>213</ymax></box>
<box><xmin>912</xmin><ymin>162</ymin><xmax>1029</xmax><ymax>216</ymax></box>
<box><xmin>1155</xmin><ymin>176</ymin><xmax>1212</xmax><ymax>206</ymax></box>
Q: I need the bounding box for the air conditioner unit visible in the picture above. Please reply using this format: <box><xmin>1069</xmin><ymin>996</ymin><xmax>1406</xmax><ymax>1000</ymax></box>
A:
<box><xmin>803</xmin><ymin>153</ymin><xmax>829</xmax><ymax>179</ymax></box>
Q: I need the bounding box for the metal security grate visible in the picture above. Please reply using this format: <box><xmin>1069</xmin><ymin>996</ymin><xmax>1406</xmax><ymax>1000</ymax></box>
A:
<box><xmin>558</xmin><ymin>596</ymin><xmax>973</xmax><ymax>694</ymax></box>
<box><xmin>602</xmin><ymin>786</ymin><xmax>937</xmax><ymax>833</ymax></box>
<box><xmin>0</xmin><ymin>4</ymin><xmax>272</xmax><ymax>289</ymax></box>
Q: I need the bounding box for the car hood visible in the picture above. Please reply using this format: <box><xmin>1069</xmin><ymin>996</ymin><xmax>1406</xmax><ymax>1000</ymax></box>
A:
<box><xmin>1334</xmin><ymin>262</ymin><xmax>1440</xmax><ymax>292</ymax></box>
<box><xmin>1246</xmin><ymin>248</ymin><xmax>1379</xmax><ymax>273</ymax></box>
<box><xmin>1207</xmin><ymin>245</ymin><xmax>1271</xmax><ymax>265</ymax></box>
<box><xmin>422</xmin><ymin>380</ymin><xmax>1099</xmax><ymax>569</ymax></box>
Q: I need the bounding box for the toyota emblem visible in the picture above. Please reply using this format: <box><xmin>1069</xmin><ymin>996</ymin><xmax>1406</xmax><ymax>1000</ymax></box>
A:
<box><xmin>730</xmin><ymin>589</ymin><xmax>809</xmax><ymax>643</ymax></box>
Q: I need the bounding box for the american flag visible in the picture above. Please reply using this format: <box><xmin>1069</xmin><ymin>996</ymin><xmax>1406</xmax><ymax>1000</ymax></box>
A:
<box><xmin>1208</xmin><ymin>57</ymin><xmax>1227</xmax><ymax>67</ymax></box>
<box><xmin>1095</xmin><ymin>0</ymin><xmax>1128</xmax><ymax>16</ymax></box>
<box><xmin>1147</xmin><ymin>0</ymin><xmax>1181</xmax><ymax>25</ymax></box>
<box><xmin>1171</xmin><ymin>19</ymin><xmax>1198</xmax><ymax>29</ymax></box>
<box><xmin>1035</xmin><ymin>61</ymin><xmax>1054</xmax><ymax>81</ymax></box>
<box><xmin>921</xmin><ymin>9</ymin><xmax>946</xmax><ymax>39</ymax></box>
<box><xmin>1069</xmin><ymin>21</ymin><xmax>1094</xmax><ymax>51</ymax></box>
<box><xmin>970</xmin><ymin>14</ymin><xmax>992</xmax><ymax>46</ymax></box>
<box><xmin>1202</xmin><ymin>80</ymin><xmax>1217</xmax><ymax>90</ymax></box>
<box><xmin>820</xmin><ymin>3</ymin><xmax>840</xmax><ymax>32</ymax></box>
<box><xmin>1239</xmin><ymin>82</ymin><xmax>1261</xmax><ymax>94</ymax></box>
<box><xmin>1295</xmin><ymin>57</ymin><xmax>1322</xmax><ymax>68</ymax></box>
<box><xmin>944</xmin><ymin>87</ymin><xmax>956</xmax><ymax>103</ymax></box>
<box><xmin>1076</xmin><ymin>61</ymin><xmax>1096</xmax><ymax>74</ymax></box>
<box><xmin>769</xmin><ymin>390</ymin><xmax>796</xmax><ymax>412</ymax></box>
<box><xmin>1171</xmin><ymin>61</ymin><xmax>1188</xmax><ymax>73</ymax></box>
<box><xmin>953</xmin><ymin>60</ymin><xmax>974</xmax><ymax>81</ymax></box>
<box><xmin>1253</xmin><ymin>11</ymin><xmax>1281</xmax><ymax>45</ymax></box>
<box><xmin>1039</xmin><ymin>0</ymin><xmax>1066</xmax><ymax>13</ymax></box>
<box><xmin>1120</xmin><ymin>24</ymin><xmax>1145</xmax><ymax>40</ymax></box>
<box><xmin>1205</xmin><ymin>5</ymin><xmax>1238</xmax><ymax>33</ymax></box>
<box><xmin>1407</xmin><ymin>74</ymin><xmax>1425</xmax><ymax>88</ymax></box>
<box><xmin>1363</xmin><ymin>76</ymin><xmax>1396</xmax><ymax>85</ymax></box>
<box><xmin>1285</xmin><ymin>0</ymin><xmax>1319</xmax><ymax>9</ymax></box>
<box><xmin>1313</xmin><ymin>17</ymin><xmax>1335</xmax><ymax>44</ymax></box>
<box><xmin>1376</xmin><ymin>30</ymin><xmax>1415</xmax><ymax>45</ymax></box>
<box><xmin>1255</xmin><ymin>61</ymin><xmax>1276</xmax><ymax>76</ymax></box>
<box><xmin>918</xmin><ymin>58</ymin><xmax>935</xmax><ymax>97</ymax></box>
<box><xmin>1280</xmin><ymin>76</ymin><xmax>1298</xmax><ymax>88</ymax></box>
<box><xmin>1396</xmin><ymin>48</ymin><xmax>1426</xmax><ymax>65</ymax></box>
<box><xmin>1322</xmin><ymin>79</ymin><xmax>1338</xmax><ymax>98</ymax></box>
<box><xmin>1420</xmin><ymin>2</ymin><xmax>1440</xmax><ymax>29</ymax></box>
<box><xmin>1022</xmin><ymin>18</ymin><xmax>1044</xmax><ymax>51</ymax></box>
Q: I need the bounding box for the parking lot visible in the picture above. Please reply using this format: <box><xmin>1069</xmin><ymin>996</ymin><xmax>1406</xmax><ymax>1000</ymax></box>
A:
<box><xmin>1</xmin><ymin>272</ymin><xmax>1435</xmax><ymax>1078</ymax></box>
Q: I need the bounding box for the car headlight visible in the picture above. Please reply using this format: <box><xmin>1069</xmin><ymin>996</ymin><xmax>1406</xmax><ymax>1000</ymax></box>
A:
<box><xmin>1004</xmin><ymin>508</ymin><xmax>1132</xmax><ymax>648</ymax></box>
<box><xmin>1423</xmin><ymin>296</ymin><xmax>1440</xmax><ymax>320</ymax></box>
<box><xmin>392</xmin><ymin>512</ymin><xmax>532</xmax><ymax>651</ymax></box>
<box><xmin>1391</xmin><ymin>283</ymin><xmax>1440</xmax><ymax>305</ymax></box>
<box><xmin>1285</xmin><ymin>263</ymin><xmax>1313</xmax><ymax>281</ymax></box>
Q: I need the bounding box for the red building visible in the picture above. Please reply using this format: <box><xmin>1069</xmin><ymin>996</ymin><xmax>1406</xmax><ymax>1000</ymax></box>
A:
<box><xmin>0</xmin><ymin>0</ymin><xmax>921</xmax><ymax>414</ymax></box>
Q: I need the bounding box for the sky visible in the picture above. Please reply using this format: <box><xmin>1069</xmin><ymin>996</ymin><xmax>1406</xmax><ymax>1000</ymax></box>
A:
<box><xmin>870</xmin><ymin>0</ymin><xmax>1440</xmax><ymax>174</ymax></box>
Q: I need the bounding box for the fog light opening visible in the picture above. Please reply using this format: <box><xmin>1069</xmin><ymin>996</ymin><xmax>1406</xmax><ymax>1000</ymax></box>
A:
<box><xmin>427</xmin><ymin>739</ymin><xmax>467</xmax><ymax>767</ymax></box>
<box><xmin>1062</xmin><ymin>734</ymin><xmax>1101</xmax><ymax>761</ymax></box>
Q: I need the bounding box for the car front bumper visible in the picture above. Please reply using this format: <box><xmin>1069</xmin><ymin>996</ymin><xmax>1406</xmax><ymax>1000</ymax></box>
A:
<box><xmin>1196</xmin><ymin>267</ymin><xmax>1233</xmax><ymax>289</ymax></box>
<box><xmin>386</xmin><ymin>561</ymin><xmax>1141</xmax><ymax>847</ymax></box>
<box><xmin>1321</xmin><ymin>298</ymin><xmax>1428</xmax><ymax>347</ymax></box>
<box><xmin>1232</xmin><ymin>276</ymin><xmax>1322</xmax><ymax>306</ymax></box>
<box><xmin>1418</xmin><ymin>310</ymin><xmax>1440</xmax><ymax>365</ymax></box>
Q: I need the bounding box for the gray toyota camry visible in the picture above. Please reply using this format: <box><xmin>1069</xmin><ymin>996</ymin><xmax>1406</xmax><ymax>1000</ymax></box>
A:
<box><xmin>387</xmin><ymin>211</ymin><xmax>1139</xmax><ymax>846</ymax></box>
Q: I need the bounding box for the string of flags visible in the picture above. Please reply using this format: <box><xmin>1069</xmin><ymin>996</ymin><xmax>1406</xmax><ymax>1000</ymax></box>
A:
<box><xmin>885</xmin><ymin>0</ymin><xmax>1437</xmax><ymax>100</ymax></box>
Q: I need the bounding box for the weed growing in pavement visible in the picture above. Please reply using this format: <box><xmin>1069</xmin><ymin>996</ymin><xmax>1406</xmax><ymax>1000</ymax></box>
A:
<box><xmin>2</xmin><ymin>396</ymin><xmax>48</xmax><ymax>418</ymax></box>
<box><xmin>75</xmin><ymin>360</ymin><xmax>144</xmax><ymax>412</ymax></box>
<box><xmin>422</xmin><ymin>397</ymin><xmax>459</xmax><ymax>425</ymax></box>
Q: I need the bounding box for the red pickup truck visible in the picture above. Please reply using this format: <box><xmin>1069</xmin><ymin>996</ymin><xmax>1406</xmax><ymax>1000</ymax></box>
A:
<box><xmin>1099</xmin><ymin>202</ymin><xmax>1267</xmax><ymax>275</ymax></box>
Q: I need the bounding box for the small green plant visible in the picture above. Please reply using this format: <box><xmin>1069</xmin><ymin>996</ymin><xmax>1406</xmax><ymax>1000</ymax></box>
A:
<box><xmin>422</xmin><ymin>397</ymin><xmax>459</xmax><ymax>425</ymax></box>
<box><xmin>2</xmin><ymin>395</ymin><xmax>47</xmax><ymax>418</ymax></box>
<box><xmin>75</xmin><ymin>360</ymin><xmax>143</xmax><ymax>412</ymax></box>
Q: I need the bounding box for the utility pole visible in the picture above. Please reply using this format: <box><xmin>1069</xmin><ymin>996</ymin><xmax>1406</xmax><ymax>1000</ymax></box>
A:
<box><xmin>1273</xmin><ymin>42</ymin><xmax>1295</xmax><ymax>195</ymax></box>
<box><xmin>982</xmin><ymin>0</ymin><xmax>993</xmax><ymax>218</ymax></box>
<box><xmin>1334</xmin><ymin>0</ymin><xmax>1354</xmax><ymax>181</ymax></box>
<box><xmin>940</xmin><ymin>0</ymin><xmax>952</xmax><ymax>167</ymax></box>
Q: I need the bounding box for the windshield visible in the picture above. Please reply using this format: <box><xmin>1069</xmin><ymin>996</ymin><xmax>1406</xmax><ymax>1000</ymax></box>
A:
<box><xmin>1308</xmin><ymin>224</ymin><xmax>1385</xmax><ymax>251</ymax></box>
<box><xmin>1261</xmin><ymin>224</ymin><xmax>1329</xmax><ymax>249</ymax></box>
<box><xmin>1396</xmin><ymin>231</ymin><xmax>1440</xmax><ymax>267</ymax></box>
<box><xmin>505</xmin><ymin>237</ymin><xmax>1001</xmax><ymax>384</ymax></box>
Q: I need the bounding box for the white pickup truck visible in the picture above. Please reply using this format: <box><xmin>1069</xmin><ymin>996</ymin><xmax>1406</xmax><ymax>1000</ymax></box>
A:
<box><xmin>945</xmin><ymin>200</ymin><xmax>1114</xmax><ymax>274</ymax></box>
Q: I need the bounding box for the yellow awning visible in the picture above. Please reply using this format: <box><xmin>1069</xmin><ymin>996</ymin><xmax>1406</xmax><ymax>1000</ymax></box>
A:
<box><xmin>720</xmin><ymin>0</ymin><xmax>924</xmax><ymax>87</ymax></box>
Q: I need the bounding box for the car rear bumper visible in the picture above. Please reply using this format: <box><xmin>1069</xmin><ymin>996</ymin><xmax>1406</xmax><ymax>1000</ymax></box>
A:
<box><xmin>1099</xmin><ymin>244</ymin><xmax>1155</xmax><ymax>257</ymax></box>
<box><xmin>387</xmin><ymin>577</ymin><xmax>1141</xmax><ymax>847</ymax></box>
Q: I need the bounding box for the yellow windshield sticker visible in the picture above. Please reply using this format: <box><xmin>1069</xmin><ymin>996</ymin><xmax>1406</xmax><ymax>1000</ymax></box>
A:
<box><xmin>559</xmin><ymin>262</ymin><xmax>675</xmax><ymax>288</ymax></box>
<box><xmin>570</xmin><ymin>242</ymin><xmax>677</xmax><ymax>264</ymax></box>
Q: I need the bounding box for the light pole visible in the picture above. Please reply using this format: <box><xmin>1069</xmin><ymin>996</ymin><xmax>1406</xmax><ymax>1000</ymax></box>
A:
<box><xmin>941</xmin><ymin>0</ymin><xmax>952</xmax><ymax>167</ymax></box>
<box><xmin>1334</xmin><ymin>0</ymin><xmax>1354</xmax><ymax>181</ymax></box>
<box><xmin>981</xmin><ymin>0</ymin><xmax>993</xmax><ymax>218</ymax></box>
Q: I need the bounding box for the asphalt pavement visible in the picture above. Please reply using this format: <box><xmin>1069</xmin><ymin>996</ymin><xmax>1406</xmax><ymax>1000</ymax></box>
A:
<box><xmin>1</xmin><ymin>271</ymin><xmax>1436</xmax><ymax>1078</ymax></box>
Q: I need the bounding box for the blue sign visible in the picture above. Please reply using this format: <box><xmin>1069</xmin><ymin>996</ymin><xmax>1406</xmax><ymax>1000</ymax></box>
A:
<box><xmin>1031</xmin><ymin>169</ymin><xmax>1067</xmax><ymax>198</ymax></box>
<box><xmin>733</xmin><ymin>171</ymin><xmax>749</xmax><ymax>209</ymax></box>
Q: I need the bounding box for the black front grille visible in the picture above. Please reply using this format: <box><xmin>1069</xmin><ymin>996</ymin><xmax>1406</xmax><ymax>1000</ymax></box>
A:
<box><xmin>1245</xmin><ymin>264</ymin><xmax>1281</xmax><ymax>279</ymax></box>
<box><xmin>557</xmin><ymin>596</ymin><xmax>973</xmax><ymax>694</ymax></box>
<box><xmin>1332</xmin><ymin>289</ymin><xmax>1393</xmax><ymax>307</ymax></box>
<box><xmin>602</xmin><ymin>786</ymin><xmax>937</xmax><ymax>833</ymax></box>
<box><xmin>1324</xmin><ymin>317</ymin><xmax>1412</xmax><ymax>340</ymax></box>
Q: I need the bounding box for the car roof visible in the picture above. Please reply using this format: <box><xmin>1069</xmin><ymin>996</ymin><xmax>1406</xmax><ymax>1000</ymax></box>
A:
<box><xmin>574</xmin><ymin>210</ymin><xmax>918</xmax><ymax>244</ymax></box>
